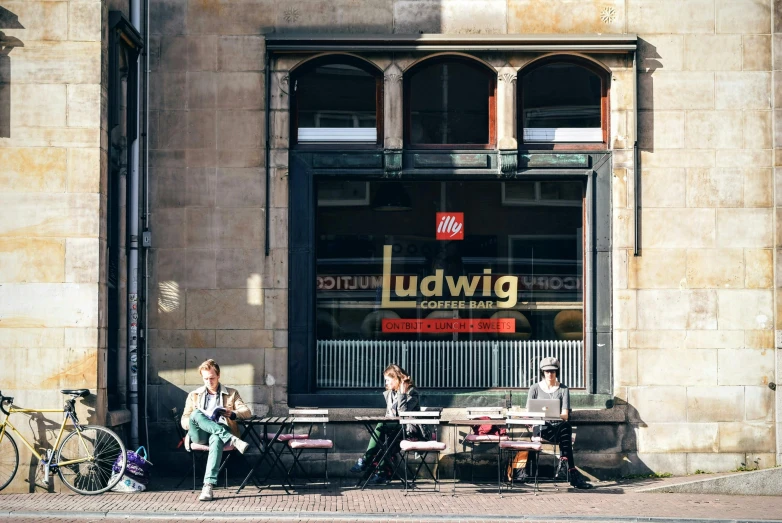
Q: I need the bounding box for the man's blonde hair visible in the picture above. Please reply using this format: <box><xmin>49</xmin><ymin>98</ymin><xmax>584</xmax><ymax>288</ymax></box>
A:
<box><xmin>198</xmin><ymin>359</ymin><xmax>220</xmax><ymax>376</ymax></box>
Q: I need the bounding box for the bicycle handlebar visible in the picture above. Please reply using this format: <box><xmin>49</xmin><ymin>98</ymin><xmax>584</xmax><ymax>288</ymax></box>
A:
<box><xmin>0</xmin><ymin>391</ymin><xmax>11</xmax><ymax>416</ymax></box>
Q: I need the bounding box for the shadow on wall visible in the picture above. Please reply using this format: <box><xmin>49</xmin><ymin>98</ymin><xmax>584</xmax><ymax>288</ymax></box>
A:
<box><xmin>0</xmin><ymin>6</ymin><xmax>24</xmax><ymax>138</ymax></box>
<box><xmin>141</xmin><ymin>376</ymin><xmax>189</xmax><ymax>472</ymax></box>
<box><xmin>6</xmin><ymin>397</ymin><xmax>96</xmax><ymax>493</ymax></box>
<box><xmin>637</xmin><ymin>37</ymin><xmax>661</xmax><ymax>154</ymax></box>
<box><xmin>559</xmin><ymin>399</ymin><xmax>654</xmax><ymax>482</ymax></box>
<box><xmin>220</xmin><ymin>1</ymin><xmax>443</xmax><ymax>34</ymax></box>
<box><xmin>635</xmin><ymin>38</ymin><xmax>661</xmax><ymax>256</ymax></box>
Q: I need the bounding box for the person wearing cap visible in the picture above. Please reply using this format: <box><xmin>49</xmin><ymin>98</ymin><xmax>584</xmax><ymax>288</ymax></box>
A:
<box><xmin>527</xmin><ymin>356</ymin><xmax>593</xmax><ymax>489</ymax></box>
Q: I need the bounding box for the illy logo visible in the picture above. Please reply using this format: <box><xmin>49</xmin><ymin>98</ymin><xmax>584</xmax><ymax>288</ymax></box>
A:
<box><xmin>436</xmin><ymin>212</ymin><xmax>464</xmax><ymax>240</ymax></box>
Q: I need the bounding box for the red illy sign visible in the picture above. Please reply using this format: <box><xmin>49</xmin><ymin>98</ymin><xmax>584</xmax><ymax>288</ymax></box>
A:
<box><xmin>436</xmin><ymin>212</ymin><xmax>464</xmax><ymax>240</ymax></box>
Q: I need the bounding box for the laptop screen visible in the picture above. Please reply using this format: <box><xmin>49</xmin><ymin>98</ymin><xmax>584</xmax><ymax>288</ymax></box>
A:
<box><xmin>527</xmin><ymin>398</ymin><xmax>561</xmax><ymax>418</ymax></box>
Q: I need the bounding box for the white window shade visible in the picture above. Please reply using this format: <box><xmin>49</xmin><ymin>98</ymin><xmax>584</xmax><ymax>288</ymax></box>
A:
<box><xmin>523</xmin><ymin>127</ymin><xmax>602</xmax><ymax>143</ymax></box>
<box><xmin>298</xmin><ymin>128</ymin><xmax>377</xmax><ymax>142</ymax></box>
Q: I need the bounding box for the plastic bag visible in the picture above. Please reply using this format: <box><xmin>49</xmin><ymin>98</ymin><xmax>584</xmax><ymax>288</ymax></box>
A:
<box><xmin>110</xmin><ymin>472</ymin><xmax>147</xmax><ymax>493</ymax></box>
<box><xmin>113</xmin><ymin>446</ymin><xmax>153</xmax><ymax>483</ymax></box>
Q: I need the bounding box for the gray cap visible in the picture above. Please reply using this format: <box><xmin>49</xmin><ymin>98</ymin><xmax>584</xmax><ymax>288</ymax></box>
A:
<box><xmin>539</xmin><ymin>357</ymin><xmax>560</xmax><ymax>371</ymax></box>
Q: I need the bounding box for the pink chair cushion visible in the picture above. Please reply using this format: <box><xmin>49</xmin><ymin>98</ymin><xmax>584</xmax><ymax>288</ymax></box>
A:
<box><xmin>267</xmin><ymin>433</ymin><xmax>309</xmax><ymax>442</ymax></box>
<box><xmin>399</xmin><ymin>440</ymin><xmax>447</xmax><ymax>452</ymax></box>
<box><xmin>464</xmin><ymin>434</ymin><xmax>509</xmax><ymax>442</ymax></box>
<box><xmin>288</xmin><ymin>439</ymin><xmax>333</xmax><ymax>449</ymax></box>
<box><xmin>190</xmin><ymin>443</ymin><xmax>235</xmax><ymax>452</ymax></box>
<box><xmin>499</xmin><ymin>440</ymin><xmax>542</xmax><ymax>451</ymax></box>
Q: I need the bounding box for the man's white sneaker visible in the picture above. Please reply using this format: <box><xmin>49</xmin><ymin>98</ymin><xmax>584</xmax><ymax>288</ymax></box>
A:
<box><xmin>231</xmin><ymin>437</ymin><xmax>249</xmax><ymax>454</ymax></box>
<box><xmin>199</xmin><ymin>483</ymin><xmax>214</xmax><ymax>501</ymax></box>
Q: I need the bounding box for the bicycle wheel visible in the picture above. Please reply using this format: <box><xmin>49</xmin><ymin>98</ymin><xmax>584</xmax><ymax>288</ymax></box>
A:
<box><xmin>56</xmin><ymin>425</ymin><xmax>126</xmax><ymax>495</ymax></box>
<box><xmin>0</xmin><ymin>431</ymin><xmax>19</xmax><ymax>491</ymax></box>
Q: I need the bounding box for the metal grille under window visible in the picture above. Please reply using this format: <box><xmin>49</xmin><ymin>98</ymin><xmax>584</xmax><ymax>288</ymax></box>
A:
<box><xmin>316</xmin><ymin>339</ymin><xmax>584</xmax><ymax>389</ymax></box>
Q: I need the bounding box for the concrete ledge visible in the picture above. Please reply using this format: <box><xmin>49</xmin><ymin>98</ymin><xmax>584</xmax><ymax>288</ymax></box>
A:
<box><xmin>105</xmin><ymin>408</ymin><xmax>131</xmax><ymax>427</ymax></box>
<box><xmin>637</xmin><ymin>468</ymin><xmax>782</xmax><ymax>496</ymax></box>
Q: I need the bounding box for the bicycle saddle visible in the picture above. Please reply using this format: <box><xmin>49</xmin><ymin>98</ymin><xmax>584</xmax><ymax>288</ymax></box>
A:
<box><xmin>61</xmin><ymin>389</ymin><xmax>90</xmax><ymax>398</ymax></box>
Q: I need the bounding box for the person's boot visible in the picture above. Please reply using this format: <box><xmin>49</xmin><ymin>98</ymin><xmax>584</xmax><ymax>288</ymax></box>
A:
<box><xmin>367</xmin><ymin>472</ymin><xmax>388</xmax><ymax>485</ymax></box>
<box><xmin>569</xmin><ymin>469</ymin><xmax>593</xmax><ymax>489</ymax></box>
<box><xmin>199</xmin><ymin>483</ymin><xmax>214</xmax><ymax>501</ymax></box>
<box><xmin>349</xmin><ymin>457</ymin><xmax>368</xmax><ymax>473</ymax></box>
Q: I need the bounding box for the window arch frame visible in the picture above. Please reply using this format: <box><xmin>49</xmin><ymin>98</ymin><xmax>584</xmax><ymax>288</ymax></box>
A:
<box><xmin>290</xmin><ymin>54</ymin><xmax>384</xmax><ymax>149</ymax></box>
<box><xmin>404</xmin><ymin>54</ymin><xmax>497</xmax><ymax>149</ymax></box>
<box><xmin>517</xmin><ymin>55</ymin><xmax>610</xmax><ymax>150</ymax></box>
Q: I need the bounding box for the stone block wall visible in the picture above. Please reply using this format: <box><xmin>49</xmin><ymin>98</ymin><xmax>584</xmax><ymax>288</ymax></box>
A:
<box><xmin>0</xmin><ymin>0</ymin><xmax>778</xmax><ymax>484</ymax></box>
<box><xmin>614</xmin><ymin>0</ymin><xmax>778</xmax><ymax>475</ymax></box>
<box><xmin>143</xmin><ymin>0</ymin><xmax>779</xmax><ymax>477</ymax></box>
<box><xmin>0</xmin><ymin>0</ymin><xmax>105</xmax><ymax>492</ymax></box>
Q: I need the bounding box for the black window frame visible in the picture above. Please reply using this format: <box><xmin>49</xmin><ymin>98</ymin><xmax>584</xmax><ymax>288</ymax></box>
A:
<box><xmin>290</xmin><ymin>54</ymin><xmax>384</xmax><ymax>150</ymax></box>
<box><xmin>518</xmin><ymin>55</ymin><xmax>610</xmax><ymax>150</ymax></box>
<box><xmin>288</xmin><ymin>151</ymin><xmax>613</xmax><ymax>409</ymax></box>
<box><xmin>404</xmin><ymin>55</ymin><xmax>497</xmax><ymax>149</ymax></box>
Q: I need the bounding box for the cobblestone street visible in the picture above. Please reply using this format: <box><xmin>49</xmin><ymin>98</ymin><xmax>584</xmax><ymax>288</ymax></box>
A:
<box><xmin>0</xmin><ymin>477</ymin><xmax>781</xmax><ymax>522</ymax></box>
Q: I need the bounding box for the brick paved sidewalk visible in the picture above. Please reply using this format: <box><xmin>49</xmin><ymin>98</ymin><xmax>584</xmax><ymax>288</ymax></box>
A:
<box><xmin>0</xmin><ymin>477</ymin><xmax>781</xmax><ymax>522</ymax></box>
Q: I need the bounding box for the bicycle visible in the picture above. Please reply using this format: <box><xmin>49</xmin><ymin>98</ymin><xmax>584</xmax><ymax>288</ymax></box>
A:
<box><xmin>0</xmin><ymin>389</ymin><xmax>127</xmax><ymax>495</ymax></box>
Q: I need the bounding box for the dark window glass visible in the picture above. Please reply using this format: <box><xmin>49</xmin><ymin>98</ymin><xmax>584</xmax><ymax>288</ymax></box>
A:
<box><xmin>409</xmin><ymin>61</ymin><xmax>491</xmax><ymax>144</ymax></box>
<box><xmin>296</xmin><ymin>64</ymin><xmax>376</xmax><ymax>128</ymax></box>
<box><xmin>315</xmin><ymin>180</ymin><xmax>584</xmax><ymax>390</ymax></box>
<box><xmin>522</xmin><ymin>62</ymin><xmax>601</xmax><ymax>129</ymax></box>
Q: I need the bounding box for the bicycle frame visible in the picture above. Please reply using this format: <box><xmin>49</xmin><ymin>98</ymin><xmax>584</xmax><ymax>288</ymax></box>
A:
<box><xmin>0</xmin><ymin>406</ymin><xmax>93</xmax><ymax>467</ymax></box>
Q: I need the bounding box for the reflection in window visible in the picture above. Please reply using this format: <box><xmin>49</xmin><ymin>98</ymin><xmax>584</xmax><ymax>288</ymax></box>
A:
<box><xmin>521</xmin><ymin>62</ymin><xmax>602</xmax><ymax>143</ymax></box>
<box><xmin>502</xmin><ymin>181</ymin><xmax>582</xmax><ymax>206</ymax></box>
<box><xmin>295</xmin><ymin>63</ymin><xmax>378</xmax><ymax>142</ymax></box>
<box><xmin>409</xmin><ymin>60</ymin><xmax>492</xmax><ymax>145</ymax></box>
<box><xmin>315</xmin><ymin>180</ymin><xmax>585</xmax><ymax>390</ymax></box>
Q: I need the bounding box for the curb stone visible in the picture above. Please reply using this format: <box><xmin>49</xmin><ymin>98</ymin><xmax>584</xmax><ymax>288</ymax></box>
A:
<box><xmin>1</xmin><ymin>513</ymin><xmax>782</xmax><ymax>523</ymax></box>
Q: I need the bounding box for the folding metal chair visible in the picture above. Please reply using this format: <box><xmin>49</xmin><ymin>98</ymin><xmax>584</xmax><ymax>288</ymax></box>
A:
<box><xmin>461</xmin><ymin>407</ymin><xmax>508</xmax><ymax>482</ymax></box>
<box><xmin>397</xmin><ymin>410</ymin><xmax>446</xmax><ymax>495</ymax></box>
<box><xmin>287</xmin><ymin>409</ymin><xmax>333</xmax><ymax>487</ymax></box>
<box><xmin>498</xmin><ymin>411</ymin><xmax>542</xmax><ymax>496</ymax></box>
<box><xmin>172</xmin><ymin>407</ymin><xmax>234</xmax><ymax>490</ymax></box>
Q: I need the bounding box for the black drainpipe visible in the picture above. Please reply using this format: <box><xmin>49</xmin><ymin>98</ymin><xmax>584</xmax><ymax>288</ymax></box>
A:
<box><xmin>265</xmin><ymin>49</ymin><xmax>272</xmax><ymax>257</ymax></box>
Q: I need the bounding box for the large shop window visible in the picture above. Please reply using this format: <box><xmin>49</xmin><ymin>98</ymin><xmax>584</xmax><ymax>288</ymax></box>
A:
<box><xmin>315</xmin><ymin>180</ymin><xmax>584</xmax><ymax>390</ymax></box>
<box><xmin>406</xmin><ymin>57</ymin><xmax>496</xmax><ymax>147</ymax></box>
<box><xmin>292</xmin><ymin>57</ymin><xmax>382</xmax><ymax>144</ymax></box>
<box><xmin>520</xmin><ymin>58</ymin><xmax>607</xmax><ymax>144</ymax></box>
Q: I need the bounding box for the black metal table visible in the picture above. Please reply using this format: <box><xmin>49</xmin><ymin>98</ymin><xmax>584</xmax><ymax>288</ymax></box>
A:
<box><xmin>448</xmin><ymin>418</ymin><xmax>509</xmax><ymax>495</ymax></box>
<box><xmin>354</xmin><ymin>416</ymin><xmax>406</xmax><ymax>490</ymax></box>
<box><xmin>236</xmin><ymin>416</ymin><xmax>294</xmax><ymax>494</ymax></box>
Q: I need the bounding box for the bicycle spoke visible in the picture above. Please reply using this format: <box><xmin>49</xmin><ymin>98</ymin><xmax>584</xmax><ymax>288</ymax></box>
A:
<box><xmin>56</xmin><ymin>426</ymin><xmax>125</xmax><ymax>495</ymax></box>
<box><xmin>0</xmin><ymin>433</ymin><xmax>19</xmax><ymax>491</ymax></box>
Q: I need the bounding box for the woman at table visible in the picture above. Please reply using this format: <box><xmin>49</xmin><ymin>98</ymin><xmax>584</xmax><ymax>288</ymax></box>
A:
<box><xmin>350</xmin><ymin>363</ymin><xmax>424</xmax><ymax>484</ymax></box>
<box><xmin>527</xmin><ymin>356</ymin><xmax>593</xmax><ymax>489</ymax></box>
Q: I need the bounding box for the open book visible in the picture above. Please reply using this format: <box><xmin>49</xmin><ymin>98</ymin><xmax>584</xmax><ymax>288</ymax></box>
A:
<box><xmin>203</xmin><ymin>406</ymin><xmax>236</xmax><ymax>423</ymax></box>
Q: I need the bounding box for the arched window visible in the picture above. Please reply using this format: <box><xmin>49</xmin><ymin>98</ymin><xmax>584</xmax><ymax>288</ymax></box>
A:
<box><xmin>291</xmin><ymin>56</ymin><xmax>382</xmax><ymax>145</ymax></box>
<box><xmin>405</xmin><ymin>56</ymin><xmax>496</xmax><ymax>147</ymax></box>
<box><xmin>520</xmin><ymin>57</ymin><xmax>608</xmax><ymax>145</ymax></box>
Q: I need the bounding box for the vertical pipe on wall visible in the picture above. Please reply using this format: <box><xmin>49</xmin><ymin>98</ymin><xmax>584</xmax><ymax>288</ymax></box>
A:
<box><xmin>633</xmin><ymin>50</ymin><xmax>640</xmax><ymax>256</ymax></box>
<box><xmin>265</xmin><ymin>50</ymin><xmax>271</xmax><ymax>257</ymax></box>
<box><xmin>128</xmin><ymin>0</ymin><xmax>141</xmax><ymax>449</ymax></box>
<box><xmin>142</xmin><ymin>0</ymin><xmax>151</xmax><ymax>454</ymax></box>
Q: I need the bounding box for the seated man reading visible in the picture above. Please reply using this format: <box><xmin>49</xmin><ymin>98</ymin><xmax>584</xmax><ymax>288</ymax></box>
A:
<box><xmin>527</xmin><ymin>356</ymin><xmax>593</xmax><ymax>490</ymax></box>
<box><xmin>181</xmin><ymin>359</ymin><xmax>252</xmax><ymax>501</ymax></box>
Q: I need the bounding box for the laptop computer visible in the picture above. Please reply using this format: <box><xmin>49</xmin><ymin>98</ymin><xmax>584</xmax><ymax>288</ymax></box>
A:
<box><xmin>527</xmin><ymin>398</ymin><xmax>562</xmax><ymax>420</ymax></box>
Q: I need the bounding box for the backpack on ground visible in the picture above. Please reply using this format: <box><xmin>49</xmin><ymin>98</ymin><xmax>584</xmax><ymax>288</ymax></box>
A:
<box><xmin>505</xmin><ymin>450</ymin><xmax>529</xmax><ymax>482</ymax></box>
